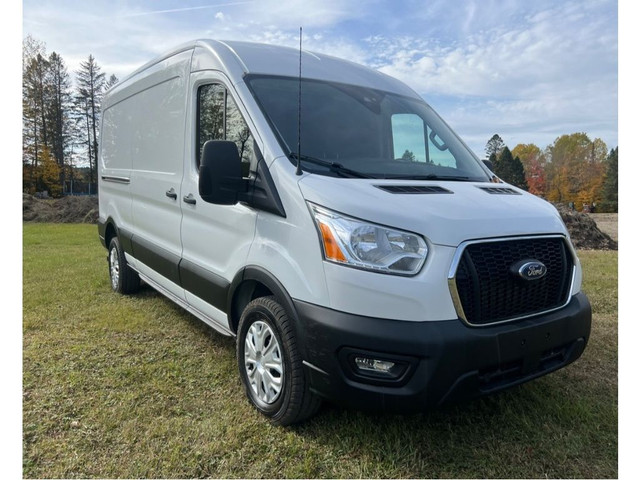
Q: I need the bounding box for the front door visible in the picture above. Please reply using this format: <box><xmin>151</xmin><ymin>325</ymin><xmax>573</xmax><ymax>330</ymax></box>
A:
<box><xmin>179</xmin><ymin>72</ymin><xmax>260</xmax><ymax>328</ymax></box>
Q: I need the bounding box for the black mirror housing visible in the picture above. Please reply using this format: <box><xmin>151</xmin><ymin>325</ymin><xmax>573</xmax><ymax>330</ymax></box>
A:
<box><xmin>482</xmin><ymin>159</ymin><xmax>494</xmax><ymax>171</ymax></box>
<box><xmin>199</xmin><ymin>140</ymin><xmax>246</xmax><ymax>205</ymax></box>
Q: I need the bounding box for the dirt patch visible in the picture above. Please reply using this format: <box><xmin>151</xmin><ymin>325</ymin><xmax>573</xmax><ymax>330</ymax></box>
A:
<box><xmin>554</xmin><ymin>205</ymin><xmax>617</xmax><ymax>250</ymax></box>
<box><xmin>588</xmin><ymin>213</ymin><xmax>618</xmax><ymax>242</ymax></box>
<box><xmin>23</xmin><ymin>194</ymin><xmax>99</xmax><ymax>224</ymax></box>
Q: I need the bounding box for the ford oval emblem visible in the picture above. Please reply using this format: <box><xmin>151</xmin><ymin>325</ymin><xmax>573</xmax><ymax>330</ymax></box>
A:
<box><xmin>510</xmin><ymin>259</ymin><xmax>548</xmax><ymax>281</ymax></box>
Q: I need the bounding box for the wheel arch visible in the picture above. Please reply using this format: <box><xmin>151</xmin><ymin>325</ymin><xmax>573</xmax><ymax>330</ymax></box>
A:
<box><xmin>104</xmin><ymin>220</ymin><xmax>118</xmax><ymax>249</ymax></box>
<box><xmin>101</xmin><ymin>217</ymin><xmax>134</xmax><ymax>256</ymax></box>
<box><xmin>228</xmin><ymin>266</ymin><xmax>300</xmax><ymax>338</ymax></box>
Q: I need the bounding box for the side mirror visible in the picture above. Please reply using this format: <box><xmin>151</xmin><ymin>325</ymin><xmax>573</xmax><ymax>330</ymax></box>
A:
<box><xmin>482</xmin><ymin>159</ymin><xmax>494</xmax><ymax>171</ymax></box>
<box><xmin>199</xmin><ymin>140</ymin><xmax>246</xmax><ymax>205</ymax></box>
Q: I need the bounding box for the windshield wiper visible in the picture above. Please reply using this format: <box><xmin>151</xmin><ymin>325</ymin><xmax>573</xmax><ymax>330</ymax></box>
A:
<box><xmin>289</xmin><ymin>153</ymin><xmax>373</xmax><ymax>179</ymax></box>
<box><xmin>382</xmin><ymin>174</ymin><xmax>471</xmax><ymax>181</ymax></box>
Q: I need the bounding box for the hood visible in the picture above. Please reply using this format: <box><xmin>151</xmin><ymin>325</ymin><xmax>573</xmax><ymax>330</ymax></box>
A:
<box><xmin>297</xmin><ymin>175</ymin><xmax>567</xmax><ymax>247</ymax></box>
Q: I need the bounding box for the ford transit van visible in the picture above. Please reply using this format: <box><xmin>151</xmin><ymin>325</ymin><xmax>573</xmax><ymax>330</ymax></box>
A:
<box><xmin>98</xmin><ymin>40</ymin><xmax>591</xmax><ymax>425</ymax></box>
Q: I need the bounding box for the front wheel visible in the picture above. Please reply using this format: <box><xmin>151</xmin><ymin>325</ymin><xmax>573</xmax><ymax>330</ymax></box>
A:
<box><xmin>108</xmin><ymin>237</ymin><xmax>140</xmax><ymax>294</ymax></box>
<box><xmin>237</xmin><ymin>296</ymin><xmax>321</xmax><ymax>425</ymax></box>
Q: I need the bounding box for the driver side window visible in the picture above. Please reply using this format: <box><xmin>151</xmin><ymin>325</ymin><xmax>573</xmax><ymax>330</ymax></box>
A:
<box><xmin>197</xmin><ymin>83</ymin><xmax>255</xmax><ymax>176</ymax></box>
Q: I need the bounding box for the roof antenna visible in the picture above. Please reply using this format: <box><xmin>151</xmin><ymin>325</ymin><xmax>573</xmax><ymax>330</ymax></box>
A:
<box><xmin>295</xmin><ymin>26</ymin><xmax>303</xmax><ymax>176</ymax></box>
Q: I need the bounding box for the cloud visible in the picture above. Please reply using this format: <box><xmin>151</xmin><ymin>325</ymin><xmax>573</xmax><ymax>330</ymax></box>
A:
<box><xmin>118</xmin><ymin>2</ymin><xmax>253</xmax><ymax>18</ymax></box>
<box><xmin>361</xmin><ymin>0</ymin><xmax>617</xmax><ymax>153</ymax></box>
<box><xmin>23</xmin><ymin>1</ymin><xmax>210</xmax><ymax>79</ymax></box>
<box><xmin>22</xmin><ymin>0</ymin><xmax>617</xmax><ymax>155</ymax></box>
<box><xmin>230</xmin><ymin>0</ymin><xmax>371</xmax><ymax>28</ymax></box>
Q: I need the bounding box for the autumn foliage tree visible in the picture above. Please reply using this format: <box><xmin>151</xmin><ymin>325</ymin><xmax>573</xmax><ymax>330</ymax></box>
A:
<box><xmin>545</xmin><ymin>133</ymin><xmax>607</xmax><ymax>206</ymax></box>
<box><xmin>487</xmin><ymin>133</ymin><xmax>615</xmax><ymax>208</ymax></box>
<box><xmin>39</xmin><ymin>146</ymin><xmax>62</xmax><ymax>197</ymax></box>
<box><xmin>512</xmin><ymin>143</ymin><xmax>547</xmax><ymax>195</ymax></box>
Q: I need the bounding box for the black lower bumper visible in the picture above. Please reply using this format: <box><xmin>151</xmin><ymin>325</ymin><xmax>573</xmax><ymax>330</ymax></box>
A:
<box><xmin>294</xmin><ymin>292</ymin><xmax>591</xmax><ymax>411</ymax></box>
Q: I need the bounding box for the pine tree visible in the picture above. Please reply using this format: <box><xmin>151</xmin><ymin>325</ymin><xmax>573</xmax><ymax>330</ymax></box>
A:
<box><xmin>75</xmin><ymin>55</ymin><xmax>106</xmax><ymax>191</ymax></box>
<box><xmin>493</xmin><ymin>146</ymin><xmax>528</xmax><ymax>190</ymax></box>
<box><xmin>600</xmin><ymin>147</ymin><xmax>618</xmax><ymax>212</ymax></box>
<box><xmin>47</xmin><ymin>52</ymin><xmax>72</xmax><ymax>193</ymax></box>
<box><xmin>23</xmin><ymin>36</ymin><xmax>51</xmax><ymax>193</ymax></box>
<box><xmin>511</xmin><ymin>155</ymin><xmax>528</xmax><ymax>191</ymax></box>
<box><xmin>485</xmin><ymin>134</ymin><xmax>505</xmax><ymax>159</ymax></box>
<box><xmin>493</xmin><ymin>146</ymin><xmax>511</xmax><ymax>181</ymax></box>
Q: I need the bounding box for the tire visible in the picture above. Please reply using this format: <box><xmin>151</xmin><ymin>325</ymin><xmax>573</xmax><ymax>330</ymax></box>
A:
<box><xmin>237</xmin><ymin>296</ymin><xmax>321</xmax><ymax>426</ymax></box>
<box><xmin>108</xmin><ymin>236</ymin><xmax>140</xmax><ymax>294</ymax></box>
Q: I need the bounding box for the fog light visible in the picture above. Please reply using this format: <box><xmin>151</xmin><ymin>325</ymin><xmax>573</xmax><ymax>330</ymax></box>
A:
<box><xmin>355</xmin><ymin>357</ymin><xmax>396</xmax><ymax>374</ymax></box>
<box><xmin>341</xmin><ymin>348</ymin><xmax>416</xmax><ymax>385</ymax></box>
<box><xmin>351</xmin><ymin>355</ymin><xmax>409</xmax><ymax>380</ymax></box>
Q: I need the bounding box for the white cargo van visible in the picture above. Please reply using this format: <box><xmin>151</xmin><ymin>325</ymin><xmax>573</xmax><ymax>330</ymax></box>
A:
<box><xmin>98</xmin><ymin>39</ymin><xmax>591</xmax><ymax>425</ymax></box>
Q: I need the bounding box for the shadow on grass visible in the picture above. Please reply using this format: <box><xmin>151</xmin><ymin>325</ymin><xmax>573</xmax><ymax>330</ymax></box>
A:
<box><xmin>135</xmin><ymin>281</ymin><xmax>236</xmax><ymax>348</ymax></box>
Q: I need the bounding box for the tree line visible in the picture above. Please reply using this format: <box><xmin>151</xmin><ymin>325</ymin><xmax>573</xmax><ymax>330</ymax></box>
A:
<box><xmin>23</xmin><ymin>35</ymin><xmax>118</xmax><ymax>196</ymax></box>
<box><xmin>23</xmin><ymin>34</ymin><xmax>618</xmax><ymax>212</ymax></box>
<box><xmin>484</xmin><ymin>133</ymin><xmax>618</xmax><ymax>213</ymax></box>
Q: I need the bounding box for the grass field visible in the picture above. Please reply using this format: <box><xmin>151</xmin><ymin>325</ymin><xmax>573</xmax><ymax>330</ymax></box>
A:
<box><xmin>23</xmin><ymin>224</ymin><xmax>618</xmax><ymax>478</ymax></box>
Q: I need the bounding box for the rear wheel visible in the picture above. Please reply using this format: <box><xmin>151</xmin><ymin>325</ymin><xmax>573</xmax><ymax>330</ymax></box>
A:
<box><xmin>237</xmin><ymin>296</ymin><xmax>321</xmax><ymax>425</ymax></box>
<box><xmin>108</xmin><ymin>236</ymin><xmax>140</xmax><ymax>294</ymax></box>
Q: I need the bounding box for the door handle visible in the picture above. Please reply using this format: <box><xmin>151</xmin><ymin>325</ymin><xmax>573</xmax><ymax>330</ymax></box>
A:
<box><xmin>165</xmin><ymin>188</ymin><xmax>177</xmax><ymax>200</ymax></box>
<box><xmin>183</xmin><ymin>193</ymin><xmax>196</xmax><ymax>205</ymax></box>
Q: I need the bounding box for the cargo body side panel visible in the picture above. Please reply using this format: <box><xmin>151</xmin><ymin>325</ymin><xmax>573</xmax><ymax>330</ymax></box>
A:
<box><xmin>127</xmin><ymin>50</ymin><xmax>193</xmax><ymax>300</ymax></box>
<box><xmin>99</xmin><ymin>105</ymin><xmax>134</xmax><ymax>243</ymax></box>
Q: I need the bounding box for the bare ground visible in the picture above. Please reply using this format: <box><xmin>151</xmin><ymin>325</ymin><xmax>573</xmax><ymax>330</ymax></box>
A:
<box><xmin>554</xmin><ymin>204</ymin><xmax>617</xmax><ymax>250</ymax></box>
<box><xmin>589</xmin><ymin>213</ymin><xmax>618</xmax><ymax>242</ymax></box>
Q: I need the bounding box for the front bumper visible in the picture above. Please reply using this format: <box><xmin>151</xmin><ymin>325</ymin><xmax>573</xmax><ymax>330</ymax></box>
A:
<box><xmin>294</xmin><ymin>292</ymin><xmax>591</xmax><ymax>411</ymax></box>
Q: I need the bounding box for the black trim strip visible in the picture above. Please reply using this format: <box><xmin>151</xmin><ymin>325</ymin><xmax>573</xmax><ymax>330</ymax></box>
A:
<box><xmin>97</xmin><ymin>219</ymin><xmax>107</xmax><ymax>248</ymax></box>
<box><xmin>118</xmin><ymin>227</ymin><xmax>135</xmax><ymax>256</ymax></box>
<box><xmin>125</xmin><ymin>231</ymin><xmax>231</xmax><ymax>311</ymax></box>
<box><xmin>131</xmin><ymin>235</ymin><xmax>181</xmax><ymax>285</ymax></box>
<box><xmin>101</xmin><ymin>175</ymin><xmax>131</xmax><ymax>184</ymax></box>
<box><xmin>179</xmin><ymin>258</ymin><xmax>230</xmax><ymax>311</ymax></box>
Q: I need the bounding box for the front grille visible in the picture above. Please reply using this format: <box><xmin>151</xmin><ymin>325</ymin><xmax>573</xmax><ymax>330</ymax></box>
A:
<box><xmin>452</xmin><ymin>237</ymin><xmax>574</xmax><ymax>325</ymax></box>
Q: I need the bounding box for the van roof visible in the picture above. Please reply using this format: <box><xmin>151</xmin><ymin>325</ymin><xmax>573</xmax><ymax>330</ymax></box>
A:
<box><xmin>118</xmin><ymin>39</ymin><xmax>421</xmax><ymax>99</ymax></box>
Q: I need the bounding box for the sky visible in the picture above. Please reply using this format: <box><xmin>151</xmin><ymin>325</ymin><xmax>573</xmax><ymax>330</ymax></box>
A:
<box><xmin>21</xmin><ymin>0</ymin><xmax>618</xmax><ymax>158</ymax></box>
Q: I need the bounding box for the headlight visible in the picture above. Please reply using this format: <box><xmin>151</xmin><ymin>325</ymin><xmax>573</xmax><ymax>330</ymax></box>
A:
<box><xmin>309</xmin><ymin>203</ymin><xmax>428</xmax><ymax>275</ymax></box>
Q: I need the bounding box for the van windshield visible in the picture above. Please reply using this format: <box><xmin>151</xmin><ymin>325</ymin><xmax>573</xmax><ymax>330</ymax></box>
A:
<box><xmin>246</xmin><ymin>75</ymin><xmax>490</xmax><ymax>181</ymax></box>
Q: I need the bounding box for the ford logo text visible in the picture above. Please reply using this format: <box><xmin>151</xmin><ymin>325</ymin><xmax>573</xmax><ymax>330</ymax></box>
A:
<box><xmin>510</xmin><ymin>259</ymin><xmax>548</xmax><ymax>281</ymax></box>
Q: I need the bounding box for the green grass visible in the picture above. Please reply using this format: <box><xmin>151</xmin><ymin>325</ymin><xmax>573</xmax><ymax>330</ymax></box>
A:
<box><xmin>23</xmin><ymin>224</ymin><xmax>618</xmax><ymax>478</ymax></box>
